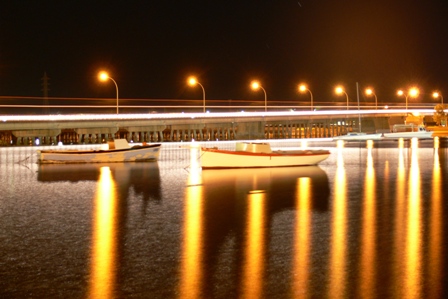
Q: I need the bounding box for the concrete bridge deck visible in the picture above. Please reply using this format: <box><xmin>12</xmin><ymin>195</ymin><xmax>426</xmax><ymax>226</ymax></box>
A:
<box><xmin>0</xmin><ymin>109</ymin><xmax>435</xmax><ymax>146</ymax></box>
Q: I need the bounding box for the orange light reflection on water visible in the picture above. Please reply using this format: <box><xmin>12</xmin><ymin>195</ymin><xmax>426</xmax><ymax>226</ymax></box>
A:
<box><xmin>241</xmin><ymin>192</ymin><xmax>266</xmax><ymax>299</ymax></box>
<box><xmin>292</xmin><ymin>177</ymin><xmax>311</xmax><ymax>298</ymax></box>
<box><xmin>429</xmin><ymin>138</ymin><xmax>442</xmax><ymax>297</ymax></box>
<box><xmin>88</xmin><ymin>167</ymin><xmax>118</xmax><ymax>299</ymax></box>
<box><xmin>329</xmin><ymin>146</ymin><xmax>347</xmax><ymax>298</ymax></box>
<box><xmin>398</xmin><ymin>138</ymin><xmax>405</xmax><ymax>149</ymax></box>
<box><xmin>403</xmin><ymin>137</ymin><xmax>422</xmax><ymax>299</ymax></box>
<box><xmin>393</xmin><ymin>137</ymin><xmax>407</xmax><ymax>298</ymax></box>
<box><xmin>179</xmin><ymin>146</ymin><xmax>204</xmax><ymax>299</ymax></box>
<box><xmin>359</xmin><ymin>145</ymin><xmax>376</xmax><ymax>298</ymax></box>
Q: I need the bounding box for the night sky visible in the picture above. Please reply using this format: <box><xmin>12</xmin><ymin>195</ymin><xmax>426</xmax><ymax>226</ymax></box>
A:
<box><xmin>1</xmin><ymin>0</ymin><xmax>448</xmax><ymax>105</ymax></box>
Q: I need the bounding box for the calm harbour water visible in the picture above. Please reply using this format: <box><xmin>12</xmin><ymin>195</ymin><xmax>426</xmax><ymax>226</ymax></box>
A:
<box><xmin>1</xmin><ymin>139</ymin><xmax>447</xmax><ymax>299</ymax></box>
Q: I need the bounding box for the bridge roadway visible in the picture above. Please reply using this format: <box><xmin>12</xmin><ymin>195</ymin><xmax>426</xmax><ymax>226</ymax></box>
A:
<box><xmin>0</xmin><ymin>109</ymin><xmax>435</xmax><ymax>145</ymax></box>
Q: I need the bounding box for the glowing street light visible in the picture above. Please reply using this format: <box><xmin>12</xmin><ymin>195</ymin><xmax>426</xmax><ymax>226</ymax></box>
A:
<box><xmin>433</xmin><ymin>91</ymin><xmax>444</xmax><ymax>105</ymax></box>
<box><xmin>335</xmin><ymin>86</ymin><xmax>349</xmax><ymax>110</ymax></box>
<box><xmin>397</xmin><ymin>87</ymin><xmax>419</xmax><ymax>110</ymax></box>
<box><xmin>365</xmin><ymin>88</ymin><xmax>378</xmax><ymax>109</ymax></box>
<box><xmin>251</xmin><ymin>80</ymin><xmax>267</xmax><ymax>112</ymax></box>
<box><xmin>187</xmin><ymin>76</ymin><xmax>206</xmax><ymax>113</ymax></box>
<box><xmin>298</xmin><ymin>84</ymin><xmax>313</xmax><ymax>111</ymax></box>
<box><xmin>98</xmin><ymin>71</ymin><xmax>119</xmax><ymax>114</ymax></box>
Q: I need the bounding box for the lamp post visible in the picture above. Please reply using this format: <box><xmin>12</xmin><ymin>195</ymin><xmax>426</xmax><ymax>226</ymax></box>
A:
<box><xmin>299</xmin><ymin>84</ymin><xmax>313</xmax><ymax>111</ymax></box>
<box><xmin>251</xmin><ymin>80</ymin><xmax>267</xmax><ymax>112</ymax></box>
<box><xmin>433</xmin><ymin>91</ymin><xmax>444</xmax><ymax>105</ymax></box>
<box><xmin>365</xmin><ymin>88</ymin><xmax>378</xmax><ymax>109</ymax></box>
<box><xmin>397</xmin><ymin>87</ymin><xmax>419</xmax><ymax>110</ymax></box>
<box><xmin>187</xmin><ymin>76</ymin><xmax>206</xmax><ymax>113</ymax></box>
<box><xmin>335</xmin><ymin>86</ymin><xmax>349</xmax><ymax>110</ymax></box>
<box><xmin>98</xmin><ymin>71</ymin><xmax>119</xmax><ymax>114</ymax></box>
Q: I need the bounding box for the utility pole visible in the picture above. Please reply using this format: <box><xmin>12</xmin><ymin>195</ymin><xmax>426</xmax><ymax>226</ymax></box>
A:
<box><xmin>356</xmin><ymin>82</ymin><xmax>361</xmax><ymax>132</ymax></box>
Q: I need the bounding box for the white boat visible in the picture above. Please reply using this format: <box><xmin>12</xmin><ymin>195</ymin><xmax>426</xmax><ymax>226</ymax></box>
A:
<box><xmin>200</xmin><ymin>142</ymin><xmax>330</xmax><ymax>169</ymax></box>
<box><xmin>333</xmin><ymin>132</ymin><xmax>384</xmax><ymax>141</ymax></box>
<box><xmin>383</xmin><ymin>131</ymin><xmax>433</xmax><ymax>139</ymax></box>
<box><xmin>37</xmin><ymin>139</ymin><xmax>161</xmax><ymax>164</ymax></box>
<box><xmin>383</xmin><ymin>125</ymin><xmax>433</xmax><ymax>139</ymax></box>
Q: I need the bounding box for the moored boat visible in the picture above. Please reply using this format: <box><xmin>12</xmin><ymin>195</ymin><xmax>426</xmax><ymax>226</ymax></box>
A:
<box><xmin>200</xmin><ymin>142</ymin><xmax>330</xmax><ymax>169</ymax></box>
<box><xmin>37</xmin><ymin>139</ymin><xmax>161</xmax><ymax>164</ymax></box>
<box><xmin>383</xmin><ymin>131</ymin><xmax>433</xmax><ymax>139</ymax></box>
<box><xmin>383</xmin><ymin>125</ymin><xmax>433</xmax><ymax>139</ymax></box>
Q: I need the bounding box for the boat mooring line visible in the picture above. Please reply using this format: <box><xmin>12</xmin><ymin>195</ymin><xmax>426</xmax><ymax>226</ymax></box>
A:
<box><xmin>186</xmin><ymin>184</ymin><xmax>203</xmax><ymax>187</ymax></box>
<box><xmin>16</xmin><ymin>155</ymin><xmax>33</xmax><ymax>171</ymax></box>
<box><xmin>182</xmin><ymin>150</ymin><xmax>206</xmax><ymax>172</ymax></box>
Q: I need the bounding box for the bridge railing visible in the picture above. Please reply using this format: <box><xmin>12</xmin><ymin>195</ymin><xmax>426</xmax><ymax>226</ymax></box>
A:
<box><xmin>0</xmin><ymin>95</ymin><xmax>438</xmax><ymax>115</ymax></box>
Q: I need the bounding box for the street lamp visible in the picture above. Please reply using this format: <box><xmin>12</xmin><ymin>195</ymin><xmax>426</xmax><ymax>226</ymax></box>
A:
<box><xmin>335</xmin><ymin>86</ymin><xmax>349</xmax><ymax>110</ymax></box>
<box><xmin>187</xmin><ymin>76</ymin><xmax>206</xmax><ymax>113</ymax></box>
<box><xmin>251</xmin><ymin>80</ymin><xmax>267</xmax><ymax>112</ymax></box>
<box><xmin>365</xmin><ymin>88</ymin><xmax>378</xmax><ymax>109</ymax></box>
<box><xmin>397</xmin><ymin>87</ymin><xmax>419</xmax><ymax>110</ymax></box>
<box><xmin>432</xmin><ymin>91</ymin><xmax>444</xmax><ymax>105</ymax></box>
<box><xmin>298</xmin><ymin>84</ymin><xmax>313</xmax><ymax>111</ymax></box>
<box><xmin>98</xmin><ymin>71</ymin><xmax>119</xmax><ymax>114</ymax></box>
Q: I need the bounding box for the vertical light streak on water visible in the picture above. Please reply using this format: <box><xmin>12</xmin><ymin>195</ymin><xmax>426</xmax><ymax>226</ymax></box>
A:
<box><xmin>393</xmin><ymin>138</ymin><xmax>407</xmax><ymax>298</ymax></box>
<box><xmin>292</xmin><ymin>177</ymin><xmax>311</xmax><ymax>298</ymax></box>
<box><xmin>384</xmin><ymin>160</ymin><xmax>390</xmax><ymax>200</ymax></box>
<box><xmin>328</xmin><ymin>144</ymin><xmax>347</xmax><ymax>298</ymax></box>
<box><xmin>179</xmin><ymin>146</ymin><xmax>204</xmax><ymax>299</ymax></box>
<box><xmin>0</xmin><ymin>149</ymin><xmax>9</xmax><ymax>194</ymax></box>
<box><xmin>403</xmin><ymin>138</ymin><xmax>422</xmax><ymax>299</ymax></box>
<box><xmin>429</xmin><ymin>138</ymin><xmax>442</xmax><ymax>298</ymax></box>
<box><xmin>359</xmin><ymin>144</ymin><xmax>376</xmax><ymax>299</ymax></box>
<box><xmin>241</xmin><ymin>192</ymin><xmax>266</xmax><ymax>299</ymax></box>
<box><xmin>398</xmin><ymin>138</ymin><xmax>405</xmax><ymax>149</ymax></box>
<box><xmin>88</xmin><ymin>167</ymin><xmax>118</xmax><ymax>299</ymax></box>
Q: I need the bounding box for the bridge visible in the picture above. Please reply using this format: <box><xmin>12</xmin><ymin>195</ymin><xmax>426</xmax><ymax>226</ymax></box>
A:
<box><xmin>0</xmin><ymin>106</ymin><xmax>436</xmax><ymax>146</ymax></box>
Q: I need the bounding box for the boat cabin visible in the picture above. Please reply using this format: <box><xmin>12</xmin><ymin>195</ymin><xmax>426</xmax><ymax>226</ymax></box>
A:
<box><xmin>107</xmin><ymin>139</ymin><xmax>131</xmax><ymax>150</ymax></box>
<box><xmin>236</xmin><ymin>142</ymin><xmax>272</xmax><ymax>153</ymax></box>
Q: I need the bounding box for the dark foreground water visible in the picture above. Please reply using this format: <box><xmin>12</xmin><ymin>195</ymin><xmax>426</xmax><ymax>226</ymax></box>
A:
<box><xmin>1</xmin><ymin>139</ymin><xmax>447</xmax><ymax>299</ymax></box>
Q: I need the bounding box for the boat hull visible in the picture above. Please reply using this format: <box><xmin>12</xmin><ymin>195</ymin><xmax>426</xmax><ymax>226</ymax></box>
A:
<box><xmin>37</xmin><ymin>144</ymin><xmax>161</xmax><ymax>164</ymax></box>
<box><xmin>200</xmin><ymin>148</ymin><xmax>330</xmax><ymax>169</ymax></box>
<box><xmin>334</xmin><ymin>133</ymin><xmax>383</xmax><ymax>141</ymax></box>
<box><xmin>383</xmin><ymin>132</ymin><xmax>433</xmax><ymax>139</ymax></box>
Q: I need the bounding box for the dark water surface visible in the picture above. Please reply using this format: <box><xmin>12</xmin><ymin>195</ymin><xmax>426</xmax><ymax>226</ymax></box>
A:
<box><xmin>1</xmin><ymin>139</ymin><xmax>447</xmax><ymax>298</ymax></box>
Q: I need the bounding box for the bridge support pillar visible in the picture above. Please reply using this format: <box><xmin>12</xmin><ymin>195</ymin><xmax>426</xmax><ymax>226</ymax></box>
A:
<box><xmin>235</xmin><ymin>121</ymin><xmax>265</xmax><ymax>140</ymax></box>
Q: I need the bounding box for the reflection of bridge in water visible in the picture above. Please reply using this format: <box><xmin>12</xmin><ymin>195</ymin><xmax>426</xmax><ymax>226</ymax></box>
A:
<box><xmin>0</xmin><ymin>109</ymin><xmax>435</xmax><ymax>145</ymax></box>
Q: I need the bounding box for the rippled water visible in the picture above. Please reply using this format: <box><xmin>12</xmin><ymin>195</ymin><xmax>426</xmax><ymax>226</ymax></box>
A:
<box><xmin>1</xmin><ymin>139</ymin><xmax>447</xmax><ymax>299</ymax></box>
